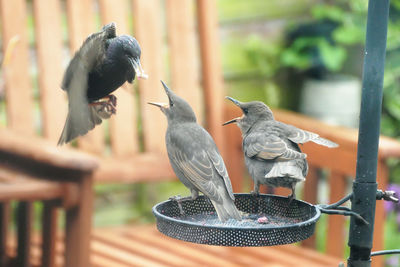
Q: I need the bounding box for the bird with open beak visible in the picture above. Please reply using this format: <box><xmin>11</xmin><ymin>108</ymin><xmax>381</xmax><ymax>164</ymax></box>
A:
<box><xmin>148</xmin><ymin>82</ymin><xmax>241</xmax><ymax>222</ymax></box>
<box><xmin>223</xmin><ymin>97</ymin><xmax>338</xmax><ymax>200</ymax></box>
<box><xmin>58</xmin><ymin>22</ymin><xmax>147</xmax><ymax>145</ymax></box>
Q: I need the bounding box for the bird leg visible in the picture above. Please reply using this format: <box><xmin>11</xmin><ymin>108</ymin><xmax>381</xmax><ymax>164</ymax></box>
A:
<box><xmin>89</xmin><ymin>94</ymin><xmax>118</xmax><ymax>115</ymax></box>
<box><xmin>288</xmin><ymin>184</ymin><xmax>296</xmax><ymax>205</ymax></box>
<box><xmin>190</xmin><ymin>189</ymin><xmax>199</xmax><ymax>200</ymax></box>
<box><xmin>169</xmin><ymin>195</ymin><xmax>193</xmax><ymax>215</ymax></box>
<box><xmin>251</xmin><ymin>182</ymin><xmax>260</xmax><ymax>197</ymax></box>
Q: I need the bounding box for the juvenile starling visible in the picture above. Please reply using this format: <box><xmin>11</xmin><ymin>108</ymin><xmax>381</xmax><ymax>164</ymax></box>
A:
<box><xmin>58</xmin><ymin>22</ymin><xmax>147</xmax><ymax>145</ymax></box>
<box><xmin>223</xmin><ymin>97</ymin><xmax>338</xmax><ymax>200</ymax></box>
<box><xmin>148</xmin><ymin>82</ymin><xmax>241</xmax><ymax>222</ymax></box>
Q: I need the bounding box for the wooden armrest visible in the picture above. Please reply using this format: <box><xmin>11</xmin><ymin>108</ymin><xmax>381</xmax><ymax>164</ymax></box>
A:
<box><xmin>0</xmin><ymin>129</ymin><xmax>98</xmax><ymax>173</ymax></box>
<box><xmin>0</xmin><ymin>167</ymin><xmax>65</xmax><ymax>201</ymax></box>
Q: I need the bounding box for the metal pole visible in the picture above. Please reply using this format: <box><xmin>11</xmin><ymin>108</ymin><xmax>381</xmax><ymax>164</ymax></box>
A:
<box><xmin>347</xmin><ymin>0</ymin><xmax>390</xmax><ymax>266</ymax></box>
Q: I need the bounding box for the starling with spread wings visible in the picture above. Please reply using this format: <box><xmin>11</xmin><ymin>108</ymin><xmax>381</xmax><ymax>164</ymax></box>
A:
<box><xmin>223</xmin><ymin>97</ymin><xmax>338</xmax><ymax>200</ymax></box>
<box><xmin>148</xmin><ymin>82</ymin><xmax>241</xmax><ymax>222</ymax></box>
<box><xmin>58</xmin><ymin>22</ymin><xmax>147</xmax><ymax>145</ymax></box>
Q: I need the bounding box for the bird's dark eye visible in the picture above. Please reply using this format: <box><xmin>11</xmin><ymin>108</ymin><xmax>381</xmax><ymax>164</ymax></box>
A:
<box><xmin>243</xmin><ymin>108</ymin><xmax>248</xmax><ymax>114</ymax></box>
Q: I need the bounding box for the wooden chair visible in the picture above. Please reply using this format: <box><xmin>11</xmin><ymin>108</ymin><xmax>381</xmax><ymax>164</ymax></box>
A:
<box><xmin>0</xmin><ymin>130</ymin><xmax>98</xmax><ymax>267</ymax></box>
<box><xmin>0</xmin><ymin>0</ymin><xmax>399</xmax><ymax>266</ymax></box>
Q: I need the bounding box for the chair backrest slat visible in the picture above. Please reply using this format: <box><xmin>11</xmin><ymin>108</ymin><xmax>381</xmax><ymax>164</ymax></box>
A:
<box><xmin>66</xmin><ymin>0</ymin><xmax>105</xmax><ymax>153</ymax></box>
<box><xmin>197</xmin><ymin>0</ymin><xmax>226</xmax><ymax>154</ymax></box>
<box><xmin>33</xmin><ymin>0</ymin><xmax>67</xmax><ymax>142</ymax></box>
<box><xmin>166</xmin><ymin>0</ymin><xmax>203</xmax><ymax>124</ymax></box>
<box><xmin>99</xmin><ymin>0</ymin><xmax>138</xmax><ymax>156</ymax></box>
<box><xmin>133</xmin><ymin>0</ymin><xmax>166</xmax><ymax>153</ymax></box>
<box><xmin>0</xmin><ymin>0</ymin><xmax>34</xmax><ymax>135</ymax></box>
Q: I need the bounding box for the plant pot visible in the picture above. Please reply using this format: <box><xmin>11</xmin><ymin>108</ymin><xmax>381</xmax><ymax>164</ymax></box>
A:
<box><xmin>299</xmin><ymin>75</ymin><xmax>361</xmax><ymax>128</ymax></box>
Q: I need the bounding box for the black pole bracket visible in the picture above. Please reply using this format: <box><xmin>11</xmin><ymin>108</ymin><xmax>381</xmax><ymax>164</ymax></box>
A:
<box><xmin>316</xmin><ymin>188</ymin><xmax>399</xmax><ymax>227</ymax></box>
<box><xmin>316</xmin><ymin>193</ymin><xmax>369</xmax><ymax>225</ymax></box>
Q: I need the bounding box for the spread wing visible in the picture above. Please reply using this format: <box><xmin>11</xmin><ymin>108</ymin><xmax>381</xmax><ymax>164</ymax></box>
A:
<box><xmin>62</xmin><ymin>23</ymin><xmax>116</xmax><ymax>91</ymax></box>
<box><xmin>57</xmin><ymin>23</ymin><xmax>116</xmax><ymax>145</ymax></box>
<box><xmin>282</xmin><ymin>123</ymin><xmax>338</xmax><ymax>148</ymax></box>
<box><xmin>57</xmin><ymin>63</ymin><xmax>104</xmax><ymax>145</ymax></box>
<box><xmin>244</xmin><ymin>131</ymin><xmax>306</xmax><ymax>161</ymax></box>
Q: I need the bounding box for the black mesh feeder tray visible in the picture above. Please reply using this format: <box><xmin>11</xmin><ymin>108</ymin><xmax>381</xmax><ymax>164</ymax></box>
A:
<box><xmin>153</xmin><ymin>193</ymin><xmax>321</xmax><ymax>247</ymax></box>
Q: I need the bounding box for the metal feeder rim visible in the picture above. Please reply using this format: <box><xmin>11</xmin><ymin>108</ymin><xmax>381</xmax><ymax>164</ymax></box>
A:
<box><xmin>152</xmin><ymin>193</ymin><xmax>321</xmax><ymax>230</ymax></box>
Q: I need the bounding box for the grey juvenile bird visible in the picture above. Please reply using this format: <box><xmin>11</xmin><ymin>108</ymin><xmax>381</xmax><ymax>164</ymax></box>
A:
<box><xmin>223</xmin><ymin>97</ymin><xmax>338</xmax><ymax>200</ymax></box>
<box><xmin>148</xmin><ymin>82</ymin><xmax>241</xmax><ymax>222</ymax></box>
<box><xmin>58</xmin><ymin>22</ymin><xmax>147</xmax><ymax>145</ymax></box>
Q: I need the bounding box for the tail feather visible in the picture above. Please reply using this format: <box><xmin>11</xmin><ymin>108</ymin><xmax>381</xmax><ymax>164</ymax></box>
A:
<box><xmin>265</xmin><ymin>161</ymin><xmax>305</xmax><ymax>182</ymax></box>
<box><xmin>57</xmin><ymin>113</ymin><xmax>72</xmax><ymax>146</ymax></box>
<box><xmin>211</xmin><ymin>198</ymin><xmax>241</xmax><ymax>222</ymax></box>
<box><xmin>312</xmin><ymin>136</ymin><xmax>338</xmax><ymax>148</ymax></box>
<box><xmin>57</xmin><ymin>106</ymin><xmax>103</xmax><ymax>145</ymax></box>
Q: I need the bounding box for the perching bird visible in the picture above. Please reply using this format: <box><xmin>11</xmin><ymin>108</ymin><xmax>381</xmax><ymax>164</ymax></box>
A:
<box><xmin>148</xmin><ymin>81</ymin><xmax>241</xmax><ymax>222</ymax></box>
<box><xmin>58</xmin><ymin>22</ymin><xmax>147</xmax><ymax>145</ymax></box>
<box><xmin>223</xmin><ymin>97</ymin><xmax>338</xmax><ymax>200</ymax></box>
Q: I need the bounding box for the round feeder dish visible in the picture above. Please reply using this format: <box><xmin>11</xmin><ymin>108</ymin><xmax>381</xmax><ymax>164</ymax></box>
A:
<box><xmin>153</xmin><ymin>193</ymin><xmax>321</xmax><ymax>247</ymax></box>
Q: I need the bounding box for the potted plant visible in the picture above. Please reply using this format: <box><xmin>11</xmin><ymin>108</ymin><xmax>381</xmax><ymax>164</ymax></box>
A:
<box><xmin>244</xmin><ymin>1</ymin><xmax>368</xmax><ymax>127</ymax></box>
<box><xmin>280</xmin><ymin>2</ymin><xmax>367</xmax><ymax>128</ymax></box>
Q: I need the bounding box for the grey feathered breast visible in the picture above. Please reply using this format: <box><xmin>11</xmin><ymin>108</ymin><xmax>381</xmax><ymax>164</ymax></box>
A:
<box><xmin>167</xmin><ymin>125</ymin><xmax>235</xmax><ymax>203</ymax></box>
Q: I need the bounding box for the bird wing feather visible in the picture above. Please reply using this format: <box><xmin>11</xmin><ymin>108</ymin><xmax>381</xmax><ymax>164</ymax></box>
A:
<box><xmin>62</xmin><ymin>23</ymin><xmax>116</xmax><ymax>91</ymax></box>
<box><xmin>57</xmin><ymin>62</ymin><xmax>95</xmax><ymax>145</ymax></box>
<box><xmin>283</xmin><ymin>124</ymin><xmax>338</xmax><ymax>148</ymax></box>
<box><xmin>168</xmin><ymin>144</ymin><xmax>224</xmax><ymax>204</ymax></box>
<box><xmin>207</xmin><ymin>150</ymin><xmax>235</xmax><ymax>200</ymax></box>
<box><xmin>244</xmin><ymin>131</ymin><xmax>306</xmax><ymax>160</ymax></box>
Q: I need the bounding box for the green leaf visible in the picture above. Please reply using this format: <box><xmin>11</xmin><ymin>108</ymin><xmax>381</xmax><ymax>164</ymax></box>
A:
<box><xmin>280</xmin><ymin>49</ymin><xmax>311</xmax><ymax>69</ymax></box>
<box><xmin>318</xmin><ymin>40</ymin><xmax>347</xmax><ymax>71</ymax></box>
<box><xmin>311</xmin><ymin>4</ymin><xmax>345</xmax><ymax>22</ymax></box>
<box><xmin>385</xmin><ymin>96</ymin><xmax>400</xmax><ymax>121</ymax></box>
<box><xmin>333</xmin><ymin>25</ymin><xmax>364</xmax><ymax>45</ymax></box>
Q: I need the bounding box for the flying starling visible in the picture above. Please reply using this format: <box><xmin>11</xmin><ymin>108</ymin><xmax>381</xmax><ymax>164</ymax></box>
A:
<box><xmin>148</xmin><ymin>82</ymin><xmax>241</xmax><ymax>222</ymax></box>
<box><xmin>58</xmin><ymin>22</ymin><xmax>147</xmax><ymax>145</ymax></box>
<box><xmin>223</xmin><ymin>97</ymin><xmax>338</xmax><ymax>200</ymax></box>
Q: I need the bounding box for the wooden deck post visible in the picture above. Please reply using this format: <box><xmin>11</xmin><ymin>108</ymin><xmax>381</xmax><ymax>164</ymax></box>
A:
<box><xmin>301</xmin><ymin>166</ymin><xmax>319</xmax><ymax>248</ymax></box>
<box><xmin>42</xmin><ymin>201</ymin><xmax>58</xmax><ymax>267</ymax></box>
<box><xmin>197</xmin><ymin>0</ymin><xmax>226</xmax><ymax>156</ymax></box>
<box><xmin>326</xmin><ymin>171</ymin><xmax>347</xmax><ymax>258</ymax></box>
<box><xmin>16</xmin><ymin>201</ymin><xmax>32</xmax><ymax>267</ymax></box>
<box><xmin>0</xmin><ymin>202</ymin><xmax>9</xmax><ymax>267</ymax></box>
<box><xmin>65</xmin><ymin>174</ymin><xmax>93</xmax><ymax>267</ymax></box>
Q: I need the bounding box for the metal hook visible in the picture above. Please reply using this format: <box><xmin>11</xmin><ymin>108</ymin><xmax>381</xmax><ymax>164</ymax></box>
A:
<box><xmin>376</xmin><ymin>189</ymin><xmax>399</xmax><ymax>203</ymax></box>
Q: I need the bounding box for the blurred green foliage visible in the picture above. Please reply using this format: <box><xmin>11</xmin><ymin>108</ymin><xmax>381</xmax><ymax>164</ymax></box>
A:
<box><xmin>94</xmin><ymin>181</ymin><xmax>188</xmax><ymax>226</ymax></box>
<box><xmin>217</xmin><ymin>0</ymin><xmax>314</xmax><ymax>23</ymax></box>
<box><xmin>243</xmin><ymin>0</ymin><xmax>367</xmax><ymax>80</ymax></box>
